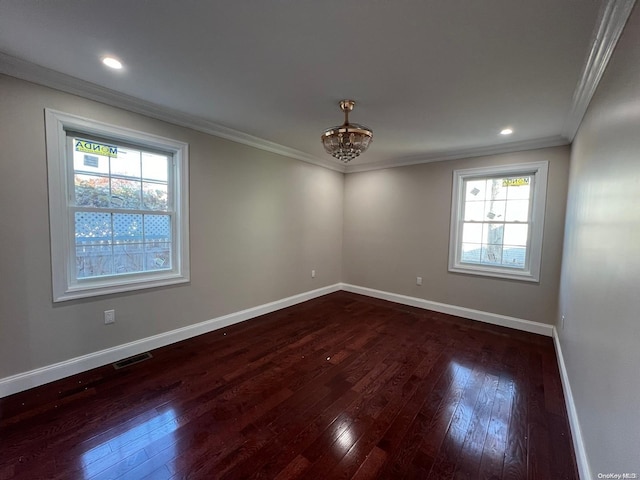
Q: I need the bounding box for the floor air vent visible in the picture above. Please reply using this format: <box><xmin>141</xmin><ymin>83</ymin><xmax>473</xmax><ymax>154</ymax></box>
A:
<box><xmin>113</xmin><ymin>352</ymin><xmax>153</xmax><ymax>369</ymax></box>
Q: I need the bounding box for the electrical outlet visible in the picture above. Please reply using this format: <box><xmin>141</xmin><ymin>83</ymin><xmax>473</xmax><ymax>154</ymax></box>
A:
<box><xmin>311</xmin><ymin>269</ymin><xmax>316</xmax><ymax>278</ymax></box>
<box><xmin>104</xmin><ymin>309</ymin><xmax>115</xmax><ymax>325</ymax></box>
<box><xmin>416</xmin><ymin>276</ymin><xmax>423</xmax><ymax>286</ymax></box>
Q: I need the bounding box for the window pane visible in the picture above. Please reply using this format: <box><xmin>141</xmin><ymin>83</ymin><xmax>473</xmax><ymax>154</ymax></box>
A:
<box><xmin>74</xmin><ymin>152</ymin><xmax>110</xmax><ymax>175</ymax></box>
<box><xmin>113</xmin><ymin>244</ymin><xmax>144</xmax><ymax>274</ymax></box>
<box><xmin>142</xmin><ymin>152</ymin><xmax>169</xmax><ymax>182</ymax></box>
<box><xmin>144</xmin><ymin>214</ymin><xmax>171</xmax><ymax>243</ymax></box>
<box><xmin>73</xmin><ymin>214</ymin><xmax>174</xmax><ymax>276</ymax></box>
<box><xmin>505</xmin><ymin>200</ymin><xmax>529</xmax><ymax>222</ymax></box>
<box><xmin>461</xmin><ymin>244</ymin><xmax>482</xmax><ymax>263</ymax></box>
<box><xmin>76</xmin><ymin>245</ymin><xmax>113</xmax><ymax>278</ymax></box>
<box><xmin>483</xmin><ymin>224</ymin><xmax>504</xmax><ymax>245</ymax></box>
<box><xmin>486</xmin><ymin>178</ymin><xmax>507</xmax><ymax>200</ymax></box>
<box><xmin>502</xmin><ymin>246</ymin><xmax>526</xmax><ymax>267</ymax></box>
<box><xmin>465</xmin><ymin>180</ymin><xmax>486</xmax><ymax>201</ymax></box>
<box><xmin>143</xmin><ymin>183</ymin><xmax>168</xmax><ymax>211</ymax></box>
<box><xmin>506</xmin><ymin>181</ymin><xmax>531</xmax><ymax>200</ymax></box>
<box><xmin>75</xmin><ymin>174</ymin><xmax>110</xmax><ymax>207</ymax></box>
<box><xmin>75</xmin><ymin>212</ymin><xmax>112</xmax><ymax>244</ymax></box>
<box><xmin>484</xmin><ymin>200</ymin><xmax>505</xmax><ymax>220</ymax></box>
<box><xmin>145</xmin><ymin>242</ymin><xmax>172</xmax><ymax>270</ymax></box>
<box><xmin>481</xmin><ymin>245</ymin><xmax>502</xmax><ymax>264</ymax></box>
<box><xmin>464</xmin><ymin>201</ymin><xmax>485</xmax><ymax>221</ymax></box>
<box><xmin>113</xmin><ymin>214</ymin><xmax>143</xmax><ymax>244</ymax></box>
<box><xmin>111</xmin><ymin>178</ymin><xmax>142</xmax><ymax>209</ymax></box>
<box><xmin>504</xmin><ymin>224</ymin><xmax>528</xmax><ymax>246</ymax></box>
<box><xmin>110</xmin><ymin>148</ymin><xmax>141</xmax><ymax>178</ymax></box>
<box><xmin>462</xmin><ymin>223</ymin><xmax>483</xmax><ymax>244</ymax></box>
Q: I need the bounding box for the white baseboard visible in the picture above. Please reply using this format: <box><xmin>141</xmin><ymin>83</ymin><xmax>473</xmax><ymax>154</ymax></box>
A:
<box><xmin>340</xmin><ymin>283</ymin><xmax>554</xmax><ymax>337</ymax></box>
<box><xmin>0</xmin><ymin>283</ymin><xmax>555</xmax><ymax>398</ymax></box>
<box><xmin>341</xmin><ymin>284</ymin><xmax>588</xmax><ymax>476</ymax></box>
<box><xmin>1</xmin><ymin>281</ymin><xmax>588</xmax><ymax>478</ymax></box>
<box><xmin>553</xmin><ymin>327</ymin><xmax>591</xmax><ymax>480</ymax></box>
<box><xmin>0</xmin><ymin>284</ymin><xmax>341</xmax><ymax>398</ymax></box>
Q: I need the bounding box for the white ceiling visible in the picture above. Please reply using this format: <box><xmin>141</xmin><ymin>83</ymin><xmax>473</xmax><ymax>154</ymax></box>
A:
<box><xmin>0</xmin><ymin>0</ymin><xmax>616</xmax><ymax>171</ymax></box>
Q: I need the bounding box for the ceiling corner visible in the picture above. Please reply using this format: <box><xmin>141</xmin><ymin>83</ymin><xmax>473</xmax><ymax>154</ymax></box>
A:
<box><xmin>562</xmin><ymin>0</ymin><xmax>637</xmax><ymax>140</ymax></box>
<box><xmin>0</xmin><ymin>51</ymin><xmax>341</xmax><ymax>172</ymax></box>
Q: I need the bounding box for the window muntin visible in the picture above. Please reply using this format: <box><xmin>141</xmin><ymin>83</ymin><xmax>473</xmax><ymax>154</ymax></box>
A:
<box><xmin>71</xmin><ymin>138</ymin><xmax>173</xmax><ymax>280</ymax></box>
<box><xmin>46</xmin><ymin>110</ymin><xmax>189</xmax><ymax>302</ymax></box>
<box><xmin>449</xmin><ymin>162</ymin><xmax>548</xmax><ymax>282</ymax></box>
<box><xmin>460</xmin><ymin>175</ymin><xmax>532</xmax><ymax>269</ymax></box>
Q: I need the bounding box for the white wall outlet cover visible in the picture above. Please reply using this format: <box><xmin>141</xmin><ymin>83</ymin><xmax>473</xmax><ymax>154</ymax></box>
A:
<box><xmin>104</xmin><ymin>310</ymin><xmax>115</xmax><ymax>324</ymax></box>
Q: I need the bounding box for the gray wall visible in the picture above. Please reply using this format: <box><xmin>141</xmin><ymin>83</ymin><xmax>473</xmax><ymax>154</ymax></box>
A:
<box><xmin>558</xmin><ymin>4</ymin><xmax>640</xmax><ymax>475</ymax></box>
<box><xmin>0</xmin><ymin>74</ymin><xmax>344</xmax><ymax>379</ymax></box>
<box><xmin>2</xmin><ymin>10</ymin><xmax>637</xmax><ymax>472</ymax></box>
<box><xmin>343</xmin><ymin>146</ymin><xmax>570</xmax><ymax>324</ymax></box>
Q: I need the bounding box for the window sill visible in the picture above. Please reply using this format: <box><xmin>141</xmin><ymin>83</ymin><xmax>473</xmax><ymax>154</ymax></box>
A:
<box><xmin>448</xmin><ymin>264</ymin><xmax>539</xmax><ymax>282</ymax></box>
<box><xmin>54</xmin><ymin>273</ymin><xmax>190</xmax><ymax>302</ymax></box>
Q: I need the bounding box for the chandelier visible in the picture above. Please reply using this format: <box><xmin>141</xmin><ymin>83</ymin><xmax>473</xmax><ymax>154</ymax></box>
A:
<box><xmin>321</xmin><ymin>100</ymin><xmax>373</xmax><ymax>163</ymax></box>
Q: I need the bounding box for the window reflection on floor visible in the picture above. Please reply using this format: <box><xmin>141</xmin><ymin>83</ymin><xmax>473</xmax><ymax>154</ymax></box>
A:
<box><xmin>335</xmin><ymin>421</ymin><xmax>356</xmax><ymax>453</ymax></box>
<box><xmin>445</xmin><ymin>360</ymin><xmax>515</xmax><ymax>461</ymax></box>
<box><xmin>81</xmin><ymin>408</ymin><xmax>178</xmax><ymax>478</ymax></box>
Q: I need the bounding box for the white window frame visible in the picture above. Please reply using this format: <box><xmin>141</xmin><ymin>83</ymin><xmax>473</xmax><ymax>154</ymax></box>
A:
<box><xmin>45</xmin><ymin>109</ymin><xmax>190</xmax><ymax>302</ymax></box>
<box><xmin>448</xmin><ymin>161</ymin><xmax>548</xmax><ymax>282</ymax></box>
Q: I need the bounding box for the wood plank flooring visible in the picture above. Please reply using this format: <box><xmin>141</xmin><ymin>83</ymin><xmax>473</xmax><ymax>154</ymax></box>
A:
<box><xmin>0</xmin><ymin>292</ymin><xmax>578</xmax><ymax>479</ymax></box>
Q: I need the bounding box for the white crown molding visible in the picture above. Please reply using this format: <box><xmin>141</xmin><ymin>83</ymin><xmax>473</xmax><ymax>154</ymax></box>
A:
<box><xmin>344</xmin><ymin>136</ymin><xmax>569</xmax><ymax>173</ymax></box>
<box><xmin>0</xmin><ymin>51</ymin><xmax>344</xmax><ymax>173</ymax></box>
<box><xmin>6</xmin><ymin>12</ymin><xmax>629</xmax><ymax>178</ymax></box>
<box><xmin>562</xmin><ymin>0</ymin><xmax>637</xmax><ymax>140</ymax></box>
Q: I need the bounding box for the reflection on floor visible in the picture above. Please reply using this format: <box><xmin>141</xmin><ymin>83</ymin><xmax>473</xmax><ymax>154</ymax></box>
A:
<box><xmin>0</xmin><ymin>291</ymin><xmax>577</xmax><ymax>479</ymax></box>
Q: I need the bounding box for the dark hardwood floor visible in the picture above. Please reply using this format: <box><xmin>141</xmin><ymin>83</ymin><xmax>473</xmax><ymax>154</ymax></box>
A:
<box><xmin>0</xmin><ymin>292</ymin><xmax>578</xmax><ymax>479</ymax></box>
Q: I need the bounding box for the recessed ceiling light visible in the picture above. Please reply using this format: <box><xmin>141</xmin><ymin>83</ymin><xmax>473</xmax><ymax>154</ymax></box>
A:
<box><xmin>102</xmin><ymin>57</ymin><xmax>123</xmax><ymax>70</ymax></box>
<box><xmin>500</xmin><ymin>128</ymin><xmax>513</xmax><ymax>135</ymax></box>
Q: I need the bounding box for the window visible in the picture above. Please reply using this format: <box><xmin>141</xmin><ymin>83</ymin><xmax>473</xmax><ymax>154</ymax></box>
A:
<box><xmin>45</xmin><ymin>110</ymin><xmax>189</xmax><ymax>302</ymax></box>
<box><xmin>448</xmin><ymin>162</ymin><xmax>548</xmax><ymax>282</ymax></box>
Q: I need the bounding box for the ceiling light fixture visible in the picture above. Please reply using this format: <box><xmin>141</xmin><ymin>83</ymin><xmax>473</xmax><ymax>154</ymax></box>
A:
<box><xmin>322</xmin><ymin>100</ymin><xmax>373</xmax><ymax>163</ymax></box>
<box><xmin>500</xmin><ymin>128</ymin><xmax>513</xmax><ymax>135</ymax></box>
<box><xmin>102</xmin><ymin>56</ymin><xmax>123</xmax><ymax>70</ymax></box>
